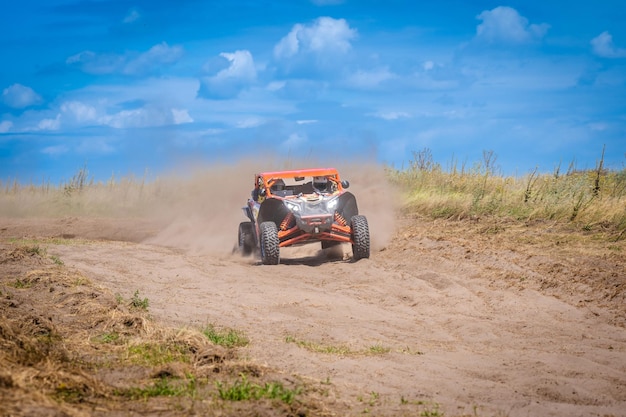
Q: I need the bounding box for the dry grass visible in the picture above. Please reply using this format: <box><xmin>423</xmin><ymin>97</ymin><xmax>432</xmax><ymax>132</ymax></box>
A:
<box><xmin>388</xmin><ymin>148</ymin><xmax>626</xmax><ymax>240</ymax></box>
<box><xmin>0</xmin><ymin>244</ymin><xmax>335</xmax><ymax>416</ymax></box>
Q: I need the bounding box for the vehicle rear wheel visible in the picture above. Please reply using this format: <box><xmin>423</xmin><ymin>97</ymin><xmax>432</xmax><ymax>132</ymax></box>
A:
<box><xmin>260</xmin><ymin>221</ymin><xmax>280</xmax><ymax>265</ymax></box>
<box><xmin>238</xmin><ymin>222</ymin><xmax>256</xmax><ymax>256</ymax></box>
<box><xmin>351</xmin><ymin>215</ymin><xmax>370</xmax><ymax>261</ymax></box>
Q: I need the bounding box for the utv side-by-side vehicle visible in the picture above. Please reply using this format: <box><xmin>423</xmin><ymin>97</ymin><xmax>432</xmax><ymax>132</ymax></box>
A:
<box><xmin>238</xmin><ymin>168</ymin><xmax>370</xmax><ymax>265</ymax></box>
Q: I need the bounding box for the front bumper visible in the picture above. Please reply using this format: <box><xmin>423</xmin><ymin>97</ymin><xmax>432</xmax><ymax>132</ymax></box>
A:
<box><xmin>277</xmin><ymin>212</ymin><xmax>352</xmax><ymax>247</ymax></box>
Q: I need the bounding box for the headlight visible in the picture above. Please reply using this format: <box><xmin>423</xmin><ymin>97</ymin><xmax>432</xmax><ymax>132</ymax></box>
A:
<box><xmin>326</xmin><ymin>198</ymin><xmax>338</xmax><ymax>210</ymax></box>
<box><xmin>285</xmin><ymin>201</ymin><xmax>300</xmax><ymax>212</ymax></box>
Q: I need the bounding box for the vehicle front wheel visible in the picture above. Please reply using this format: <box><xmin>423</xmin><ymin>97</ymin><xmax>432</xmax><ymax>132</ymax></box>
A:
<box><xmin>351</xmin><ymin>215</ymin><xmax>370</xmax><ymax>261</ymax></box>
<box><xmin>259</xmin><ymin>221</ymin><xmax>280</xmax><ymax>265</ymax></box>
<box><xmin>238</xmin><ymin>222</ymin><xmax>256</xmax><ymax>256</ymax></box>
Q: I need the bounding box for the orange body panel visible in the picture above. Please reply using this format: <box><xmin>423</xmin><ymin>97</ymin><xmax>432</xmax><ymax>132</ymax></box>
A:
<box><xmin>255</xmin><ymin>168</ymin><xmax>344</xmax><ymax>197</ymax></box>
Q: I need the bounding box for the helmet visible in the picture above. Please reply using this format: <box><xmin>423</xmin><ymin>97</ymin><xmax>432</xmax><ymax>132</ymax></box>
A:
<box><xmin>271</xmin><ymin>179</ymin><xmax>285</xmax><ymax>191</ymax></box>
<box><xmin>313</xmin><ymin>176</ymin><xmax>328</xmax><ymax>192</ymax></box>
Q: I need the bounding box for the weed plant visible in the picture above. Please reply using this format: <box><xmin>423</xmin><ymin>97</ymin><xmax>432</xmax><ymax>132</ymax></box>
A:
<box><xmin>130</xmin><ymin>290</ymin><xmax>149</xmax><ymax>311</ymax></box>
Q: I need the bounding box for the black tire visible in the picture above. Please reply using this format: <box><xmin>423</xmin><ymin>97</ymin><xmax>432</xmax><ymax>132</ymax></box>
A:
<box><xmin>351</xmin><ymin>215</ymin><xmax>370</xmax><ymax>261</ymax></box>
<box><xmin>260</xmin><ymin>221</ymin><xmax>280</xmax><ymax>265</ymax></box>
<box><xmin>238</xmin><ymin>222</ymin><xmax>256</xmax><ymax>256</ymax></box>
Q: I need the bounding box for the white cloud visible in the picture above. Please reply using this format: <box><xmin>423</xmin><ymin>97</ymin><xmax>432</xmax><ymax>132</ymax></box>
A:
<box><xmin>66</xmin><ymin>51</ymin><xmax>125</xmax><ymax>75</ymax></box>
<box><xmin>475</xmin><ymin>6</ymin><xmax>549</xmax><ymax>44</ymax></box>
<box><xmin>97</xmin><ymin>105</ymin><xmax>194</xmax><ymax>129</ymax></box>
<box><xmin>296</xmin><ymin>119</ymin><xmax>318</xmax><ymax>125</ymax></box>
<box><xmin>124</xmin><ymin>42</ymin><xmax>184</xmax><ymax>75</ymax></box>
<box><xmin>2</xmin><ymin>84</ymin><xmax>43</xmax><ymax>108</ymax></box>
<box><xmin>274</xmin><ymin>17</ymin><xmax>356</xmax><ymax>59</ymax></box>
<box><xmin>423</xmin><ymin>61</ymin><xmax>435</xmax><ymax>71</ymax></box>
<box><xmin>236</xmin><ymin>117</ymin><xmax>264</xmax><ymax>128</ymax></box>
<box><xmin>36</xmin><ymin>114</ymin><xmax>61</xmax><ymax>131</ymax></box>
<box><xmin>171</xmin><ymin>108</ymin><xmax>193</xmax><ymax>124</ymax></box>
<box><xmin>266</xmin><ymin>81</ymin><xmax>286</xmax><ymax>91</ymax></box>
<box><xmin>346</xmin><ymin>67</ymin><xmax>394</xmax><ymax>89</ymax></box>
<box><xmin>217</xmin><ymin>51</ymin><xmax>257</xmax><ymax>81</ymax></box>
<box><xmin>61</xmin><ymin>101</ymin><xmax>97</xmax><ymax>123</ymax></box>
<box><xmin>66</xmin><ymin>42</ymin><xmax>183</xmax><ymax>76</ymax></box>
<box><xmin>198</xmin><ymin>50</ymin><xmax>257</xmax><ymax>99</ymax></box>
<box><xmin>123</xmin><ymin>8</ymin><xmax>141</xmax><ymax>24</ymax></box>
<box><xmin>275</xmin><ymin>25</ymin><xmax>301</xmax><ymax>59</ymax></box>
<box><xmin>591</xmin><ymin>31</ymin><xmax>626</xmax><ymax>58</ymax></box>
<box><xmin>372</xmin><ymin>111</ymin><xmax>411</xmax><ymax>121</ymax></box>
<box><xmin>0</xmin><ymin>120</ymin><xmax>13</xmax><ymax>133</ymax></box>
<box><xmin>99</xmin><ymin>108</ymin><xmax>168</xmax><ymax>129</ymax></box>
<box><xmin>41</xmin><ymin>145</ymin><xmax>69</xmax><ymax>156</ymax></box>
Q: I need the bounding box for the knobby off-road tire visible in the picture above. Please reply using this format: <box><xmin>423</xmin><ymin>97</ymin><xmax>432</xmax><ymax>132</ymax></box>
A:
<box><xmin>351</xmin><ymin>215</ymin><xmax>370</xmax><ymax>261</ymax></box>
<box><xmin>238</xmin><ymin>222</ymin><xmax>256</xmax><ymax>256</ymax></box>
<box><xmin>259</xmin><ymin>221</ymin><xmax>280</xmax><ymax>265</ymax></box>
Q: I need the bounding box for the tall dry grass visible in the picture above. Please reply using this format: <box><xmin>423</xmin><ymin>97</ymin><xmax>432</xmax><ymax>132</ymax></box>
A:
<box><xmin>1</xmin><ymin>167</ymin><xmax>154</xmax><ymax>217</ymax></box>
<box><xmin>2</xmin><ymin>154</ymin><xmax>625</xmax><ymax>240</ymax></box>
<box><xmin>388</xmin><ymin>148</ymin><xmax>626</xmax><ymax>238</ymax></box>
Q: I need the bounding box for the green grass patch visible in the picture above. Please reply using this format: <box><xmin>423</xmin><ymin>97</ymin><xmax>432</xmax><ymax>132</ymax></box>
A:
<box><xmin>126</xmin><ymin>342</ymin><xmax>190</xmax><ymax>366</ymax></box>
<box><xmin>11</xmin><ymin>278</ymin><xmax>31</xmax><ymax>289</ymax></box>
<box><xmin>49</xmin><ymin>255</ymin><xmax>64</xmax><ymax>265</ymax></box>
<box><xmin>285</xmin><ymin>335</ymin><xmax>391</xmax><ymax>356</ymax></box>
<box><xmin>117</xmin><ymin>376</ymin><xmax>199</xmax><ymax>400</ymax></box>
<box><xmin>203</xmin><ymin>324</ymin><xmax>249</xmax><ymax>348</ymax></box>
<box><xmin>285</xmin><ymin>335</ymin><xmax>352</xmax><ymax>355</ymax></box>
<box><xmin>92</xmin><ymin>332</ymin><xmax>121</xmax><ymax>344</ymax></box>
<box><xmin>54</xmin><ymin>384</ymin><xmax>87</xmax><ymax>403</ymax></box>
<box><xmin>216</xmin><ymin>374</ymin><xmax>300</xmax><ymax>405</ymax></box>
<box><xmin>22</xmin><ymin>244</ymin><xmax>46</xmax><ymax>256</ymax></box>
<box><xmin>368</xmin><ymin>344</ymin><xmax>391</xmax><ymax>354</ymax></box>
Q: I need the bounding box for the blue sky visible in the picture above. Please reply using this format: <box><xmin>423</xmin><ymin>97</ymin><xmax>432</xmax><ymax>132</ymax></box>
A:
<box><xmin>1</xmin><ymin>0</ymin><xmax>625</xmax><ymax>183</ymax></box>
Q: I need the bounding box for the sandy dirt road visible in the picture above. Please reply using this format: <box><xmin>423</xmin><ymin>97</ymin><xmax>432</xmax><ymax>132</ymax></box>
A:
<box><xmin>4</xmin><ymin>214</ymin><xmax>625</xmax><ymax>417</ymax></box>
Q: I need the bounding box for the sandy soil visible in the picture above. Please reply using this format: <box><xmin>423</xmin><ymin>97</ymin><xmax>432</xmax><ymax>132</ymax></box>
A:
<box><xmin>2</xmin><ymin>212</ymin><xmax>625</xmax><ymax>417</ymax></box>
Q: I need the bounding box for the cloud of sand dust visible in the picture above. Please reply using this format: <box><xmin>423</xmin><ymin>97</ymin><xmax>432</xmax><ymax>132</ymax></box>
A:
<box><xmin>144</xmin><ymin>159</ymin><xmax>399</xmax><ymax>255</ymax></box>
<box><xmin>334</xmin><ymin>162</ymin><xmax>399</xmax><ymax>251</ymax></box>
<box><xmin>0</xmin><ymin>157</ymin><xmax>398</xmax><ymax>257</ymax></box>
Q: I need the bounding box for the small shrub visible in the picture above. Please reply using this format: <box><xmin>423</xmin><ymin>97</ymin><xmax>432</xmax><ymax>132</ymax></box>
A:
<box><xmin>130</xmin><ymin>290</ymin><xmax>149</xmax><ymax>310</ymax></box>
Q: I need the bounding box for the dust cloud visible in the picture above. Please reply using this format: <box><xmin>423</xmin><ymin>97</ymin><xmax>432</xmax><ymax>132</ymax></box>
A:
<box><xmin>1</xmin><ymin>158</ymin><xmax>398</xmax><ymax>257</ymax></box>
<box><xmin>335</xmin><ymin>162</ymin><xmax>399</xmax><ymax>251</ymax></box>
<box><xmin>144</xmin><ymin>159</ymin><xmax>399</xmax><ymax>256</ymax></box>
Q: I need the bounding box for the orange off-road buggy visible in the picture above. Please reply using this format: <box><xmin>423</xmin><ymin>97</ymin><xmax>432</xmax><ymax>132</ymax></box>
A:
<box><xmin>238</xmin><ymin>168</ymin><xmax>370</xmax><ymax>265</ymax></box>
